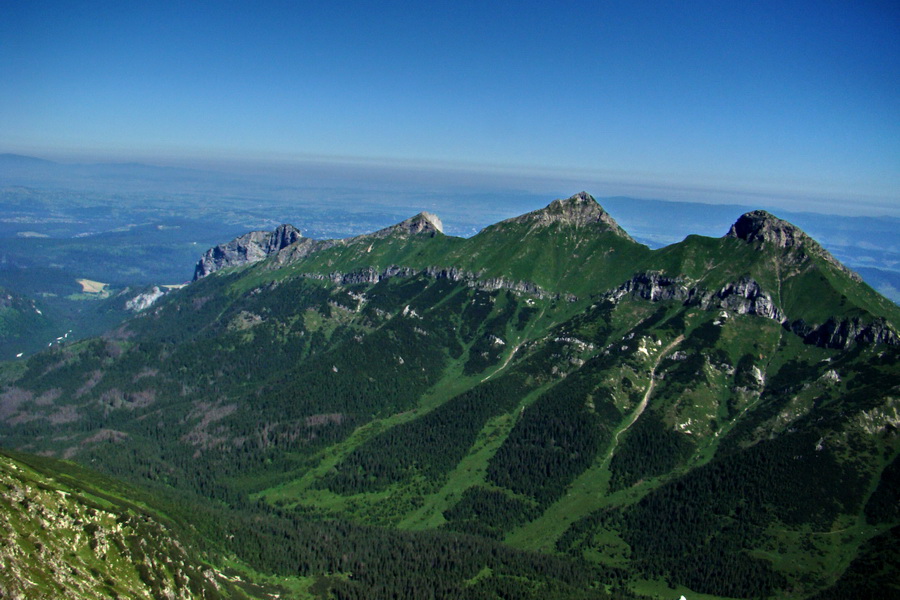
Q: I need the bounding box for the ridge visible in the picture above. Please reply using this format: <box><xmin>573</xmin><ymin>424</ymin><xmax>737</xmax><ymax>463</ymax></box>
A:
<box><xmin>194</xmin><ymin>212</ymin><xmax>444</xmax><ymax>280</ymax></box>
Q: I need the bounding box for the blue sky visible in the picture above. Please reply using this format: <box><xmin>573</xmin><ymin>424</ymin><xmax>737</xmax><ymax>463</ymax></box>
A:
<box><xmin>2</xmin><ymin>1</ymin><xmax>899</xmax><ymax>214</ymax></box>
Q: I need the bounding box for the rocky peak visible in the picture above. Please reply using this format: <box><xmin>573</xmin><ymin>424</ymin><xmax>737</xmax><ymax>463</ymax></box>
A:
<box><xmin>365</xmin><ymin>212</ymin><xmax>444</xmax><ymax>239</ymax></box>
<box><xmin>726</xmin><ymin>210</ymin><xmax>862</xmax><ymax>282</ymax></box>
<box><xmin>399</xmin><ymin>212</ymin><xmax>444</xmax><ymax>236</ymax></box>
<box><xmin>726</xmin><ymin>210</ymin><xmax>808</xmax><ymax>249</ymax></box>
<box><xmin>193</xmin><ymin>224</ymin><xmax>303</xmax><ymax>280</ymax></box>
<box><xmin>507</xmin><ymin>192</ymin><xmax>634</xmax><ymax>240</ymax></box>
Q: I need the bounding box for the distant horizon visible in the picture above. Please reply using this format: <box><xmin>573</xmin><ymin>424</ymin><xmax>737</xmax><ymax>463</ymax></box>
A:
<box><xmin>3</xmin><ymin>148</ymin><xmax>899</xmax><ymax>220</ymax></box>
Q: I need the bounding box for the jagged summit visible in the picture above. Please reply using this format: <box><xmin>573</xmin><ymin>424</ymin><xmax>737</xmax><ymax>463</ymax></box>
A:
<box><xmin>725</xmin><ymin>210</ymin><xmax>862</xmax><ymax>281</ymax></box>
<box><xmin>503</xmin><ymin>192</ymin><xmax>635</xmax><ymax>241</ymax></box>
<box><xmin>726</xmin><ymin>210</ymin><xmax>809</xmax><ymax>249</ymax></box>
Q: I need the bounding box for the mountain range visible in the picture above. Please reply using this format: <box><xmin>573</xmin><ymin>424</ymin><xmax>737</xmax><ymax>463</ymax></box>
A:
<box><xmin>1</xmin><ymin>192</ymin><xmax>898</xmax><ymax>599</ymax></box>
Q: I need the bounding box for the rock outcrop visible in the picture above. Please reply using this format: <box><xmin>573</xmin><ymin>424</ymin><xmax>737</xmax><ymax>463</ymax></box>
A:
<box><xmin>272</xmin><ymin>237</ymin><xmax>338</xmax><ymax>266</ymax></box>
<box><xmin>610</xmin><ymin>271</ymin><xmax>898</xmax><ymax>348</ymax></box>
<box><xmin>297</xmin><ymin>264</ymin><xmax>563</xmax><ymax>300</ymax></box>
<box><xmin>609</xmin><ymin>272</ymin><xmax>785</xmax><ymax>322</ymax></box>
<box><xmin>788</xmin><ymin>316</ymin><xmax>899</xmax><ymax>349</ymax></box>
<box><xmin>124</xmin><ymin>286</ymin><xmax>167</xmax><ymax>312</ymax></box>
<box><xmin>193</xmin><ymin>223</ymin><xmax>303</xmax><ymax>280</ymax></box>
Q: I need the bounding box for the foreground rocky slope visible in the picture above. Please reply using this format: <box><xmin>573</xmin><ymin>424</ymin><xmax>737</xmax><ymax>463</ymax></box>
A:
<box><xmin>0</xmin><ymin>450</ymin><xmax>280</xmax><ymax>599</ymax></box>
<box><xmin>1</xmin><ymin>193</ymin><xmax>898</xmax><ymax>599</ymax></box>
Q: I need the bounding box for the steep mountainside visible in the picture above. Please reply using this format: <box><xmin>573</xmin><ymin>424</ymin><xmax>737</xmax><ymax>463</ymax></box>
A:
<box><xmin>1</xmin><ymin>193</ymin><xmax>898</xmax><ymax>600</ymax></box>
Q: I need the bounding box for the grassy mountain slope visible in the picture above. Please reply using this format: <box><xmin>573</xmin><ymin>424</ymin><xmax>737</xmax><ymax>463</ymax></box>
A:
<box><xmin>1</xmin><ymin>193</ymin><xmax>898</xmax><ymax>599</ymax></box>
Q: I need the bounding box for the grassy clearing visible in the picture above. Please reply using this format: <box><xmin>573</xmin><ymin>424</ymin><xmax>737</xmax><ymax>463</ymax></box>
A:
<box><xmin>75</xmin><ymin>278</ymin><xmax>108</xmax><ymax>294</ymax></box>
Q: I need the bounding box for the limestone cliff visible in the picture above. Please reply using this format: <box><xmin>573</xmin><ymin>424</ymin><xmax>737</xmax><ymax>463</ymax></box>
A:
<box><xmin>193</xmin><ymin>223</ymin><xmax>302</xmax><ymax>280</ymax></box>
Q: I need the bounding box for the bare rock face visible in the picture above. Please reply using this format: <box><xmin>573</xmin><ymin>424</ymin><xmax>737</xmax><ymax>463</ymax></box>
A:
<box><xmin>195</xmin><ymin>214</ymin><xmax>445</xmax><ymax>280</ymax></box>
<box><xmin>710</xmin><ymin>278</ymin><xmax>785</xmax><ymax>321</ymax></box>
<box><xmin>193</xmin><ymin>224</ymin><xmax>302</xmax><ymax>280</ymax></box>
<box><xmin>609</xmin><ymin>273</ymin><xmax>785</xmax><ymax>322</ymax></box>
<box><xmin>610</xmin><ymin>271</ymin><xmax>897</xmax><ymax>348</ymax></box>
<box><xmin>789</xmin><ymin>316</ymin><xmax>899</xmax><ymax>349</ymax></box>
<box><xmin>125</xmin><ymin>286</ymin><xmax>166</xmax><ymax>312</ymax></box>
<box><xmin>503</xmin><ymin>192</ymin><xmax>635</xmax><ymax>241</ymax></box>
<box><xmin>273</xmin><ymin>237</ymin><xmax>337</xmax><ymax>266</ymax></box>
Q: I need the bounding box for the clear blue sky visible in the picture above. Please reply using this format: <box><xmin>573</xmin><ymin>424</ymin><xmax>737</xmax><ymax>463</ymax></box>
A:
<box><xmin>2</xmin><ymin>1</ymin><xmax>899</xmax><ymax>214</ymax></box>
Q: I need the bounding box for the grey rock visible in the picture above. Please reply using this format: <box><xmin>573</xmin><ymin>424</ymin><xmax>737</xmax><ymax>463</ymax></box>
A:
<box><xmin>193</xmin><ymin>224</ymin><xmax>303</xmax><ymax>280</ymax></box>
<box><xmin>610</xmin><ymin>271</ymin><xmax>895</xmax><ymax>348</ymax></box>
<box><xmin>702</xmin><ymin>278</ymin><xmax>785</xmax><ymax>321</ymax></box>
<box><xmin>726</xmin><ymin>210</ymin><xmax>807</xmax><ymax>249</ymax></box>
<box><xmin>788</xmin><ymin>317</ymin><xmax>899</xmax><ymax>349</ymax></box>
<box><xmin>195</xmin><ymin>214</ymin><xmax>444</xmax><ymax>281</ymax></box>
<box><xmin>274</xmin><ymin>238</ymin><xmax>338</xmax><ymax>265</ymax></box>
<box><xmin>608</xmin><ymin>273</ymin><xmax>785</xmax><ymax>322</ymax></box>
<box><xmin>125</xmin><ymin>286</ymin><xmax>167</xmax><ymax>312</ymax></box>
<box><xmin>368</xmin><ymin>212</ymin><xmax>443</xmax><ymax>237</ymax></box>
<box><xmin>298</xmin><ymin>264</ymin><xmax>560</xmax><ymax>300</ymax></box>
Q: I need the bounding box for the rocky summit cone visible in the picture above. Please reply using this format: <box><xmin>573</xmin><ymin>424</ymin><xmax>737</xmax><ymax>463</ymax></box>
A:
<box><xmin>500</xmin><ymin>192</ymin><xmax>635</xmax><ymax>240</ymax></box>
<box><xmin>726</xmin><ymin>210</ymin><xmax>807</xmax><ymax>248</ymax></box>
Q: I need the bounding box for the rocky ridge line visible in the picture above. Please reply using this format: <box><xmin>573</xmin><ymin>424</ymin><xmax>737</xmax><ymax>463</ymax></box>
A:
<box><xmin>295</xmin><ymin>264</ymin><xmax>574</xmax><ymax>301</ymax></box>
<box><xmin>608</xmin><ymin>272</ymin><xmax>785</xmax><ymax>321</ymax></box>
<box><xmin>194</xmin><ymin>213</ymin><xmax>444</xmax><ymax>280</ymax></box>
<box><xmin>610</xmin><ymin>271</ymin><xmax>898</xmax><ymax>348</ymax></box>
